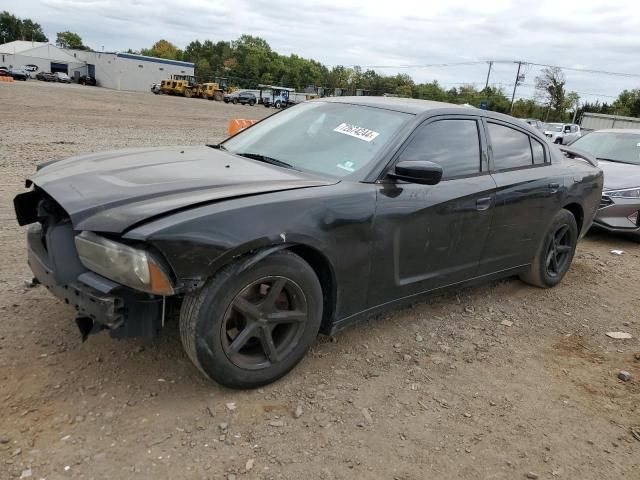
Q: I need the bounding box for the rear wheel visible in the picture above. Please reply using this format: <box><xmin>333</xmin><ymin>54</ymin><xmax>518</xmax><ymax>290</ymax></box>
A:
<box><xmin>232</xmin><ymin>98</ymin><xmax>238</xmax><ymax>104</ymax></box>
<box><xmin>180</xmin><ymin>250</ymin><xmax>323</xmax><ymax>388</ymax></box>
<box><xmin>215</xmin><ymin>91</ymin><xmax>224</xmax><ymax>101</ymax></box>
<box><xmin>248</xmin><ymin>99</ymin><xmax>256</xmax><ymax>106</ymax></box>
<box><xmin>520</xmin><ymin>209</ymin><xmax>578</xmax><ymax>288</ymax></box>
<box><xmin>184</xmin><ymin>88</ymin><xmax>193</xmax><ymax>98</ymax></box>
<box><xmin>274</xmin><ymin>100</ymin><xmax>282</xmax><ymax>109</ymax></box>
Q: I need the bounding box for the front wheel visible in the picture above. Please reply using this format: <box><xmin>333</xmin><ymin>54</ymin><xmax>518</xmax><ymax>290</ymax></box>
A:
<box><xmin>520</xmin><ymin>209</ymin><xmax>578</xmax><ymax>288</ymax></box>
<box><xmin>248</xmin><ymin>99</ymin><xmax>255</xmax><ymax>106</ymax></box>
<box><xmin>179</xmin><ymin>250</ymin><xmax>323</xmax><ymax>388</ymax></box>
<box><xmin>232</xmin><ymin>98</ymin><xmax>238</xmax><ymax>104</ymax></box>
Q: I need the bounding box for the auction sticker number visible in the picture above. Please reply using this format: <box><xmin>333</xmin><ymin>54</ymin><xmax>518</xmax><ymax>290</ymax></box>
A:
<box><xmin>333</xmin><ymin>123</ymin><xmax>380</xmax><ymax>142</ymax></box>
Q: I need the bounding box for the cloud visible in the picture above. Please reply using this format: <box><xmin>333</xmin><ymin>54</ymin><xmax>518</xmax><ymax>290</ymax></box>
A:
<box><xmin>8</xmin><ymin>0</ymin><xmax>640</xmax><ymax>102</ymax></box>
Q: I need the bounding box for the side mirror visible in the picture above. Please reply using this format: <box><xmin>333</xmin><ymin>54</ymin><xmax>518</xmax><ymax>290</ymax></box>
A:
<box><xmin>390</xmin><ymin>160</ymin><xmax>443</xmax><ymax>185</ymax></box>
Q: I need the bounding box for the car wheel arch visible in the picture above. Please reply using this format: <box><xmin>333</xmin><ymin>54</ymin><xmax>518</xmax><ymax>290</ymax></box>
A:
<box><xmin>200</xmin><ymin>242</ymin><xmax>338</xmax><ymax>334</ymax></box>
<box><xmin>562</xmin><ymin>202</ymin><xmax>584</xmax><ymax>234</ymax></box>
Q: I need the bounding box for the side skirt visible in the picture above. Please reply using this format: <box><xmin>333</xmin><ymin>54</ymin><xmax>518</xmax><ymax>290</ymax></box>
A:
<box><xmin>327</xmin><ymin>264</ymin><xmax>529</xmax><ymax>336</ymax></box>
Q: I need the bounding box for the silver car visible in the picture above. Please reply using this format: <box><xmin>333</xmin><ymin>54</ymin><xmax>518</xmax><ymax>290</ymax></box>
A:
<box><xmin>570</xmin><ymin>129</ymin><xmax>640</xmax><ymax>239</ymax></box>
<box><xmin>543</xmin><ymin>123</ymin><xmax>581</xmax><ymax>145</ymax></box>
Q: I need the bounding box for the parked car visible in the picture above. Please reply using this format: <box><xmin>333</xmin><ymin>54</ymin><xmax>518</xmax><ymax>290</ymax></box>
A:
<box><xmin>543</xmin><ymin>123</ymin><xmax>581</xmax><ymax>144</ymax></box>
<box><xmin>224</xmin><ymin>91</ymin><xmax>257</xmax><ymax>105</ymax></box>
<box><xmin>79</xmin><ymin>75</ymin><xmax>96</xmax><ymax>86</ymax></box>
<box><xmin>13</xmin><ymin>97</ymin><xmax>603</xmax><ymax>388</ymax></box>
<box><xmin>10</xmin><ymin>68</ymin><xmax>29</xmax><ymax>81</ymax></box>
<box><xmin>569</xmin><ymin>129</ymin><xmax>640</xmax><ymax>239</ymax></box>
<box><xmin>36</xmin><ymin>71</ymin><xmax>57</xmax><ymax>82</ymax></box>
<box><xmin>54</xmin><ymin>72</ymin><xmax>71</xmax><ymax>83</ymax></box>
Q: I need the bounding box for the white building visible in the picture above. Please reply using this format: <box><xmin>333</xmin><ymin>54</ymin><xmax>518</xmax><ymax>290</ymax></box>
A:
<box><xmin>0</xmin><ymin>41</ymin><xmax>194</xmax><ymax>92</ymax></box>
<box><xmin>0</xmin><ymin>41</ymin><xmax>85</xmax><ymax>76</ymax></box>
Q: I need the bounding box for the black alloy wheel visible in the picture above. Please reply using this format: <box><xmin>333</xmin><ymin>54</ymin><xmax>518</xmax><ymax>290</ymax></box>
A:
<box><xmin>545</xmin><ymin>224</ymin><xmax>572</xmax><ymax>277</ymax></box>
<box><xmin>519</xmin><ymin>208</ymin><xmax>578</xmax><ymax>288</ymax></box>
<box><xmin>221</xmin><ymin>276</ymin><xmax>308</xmax><ymax>370</ymax></box>
<box><xmin>179</xmin><ymin>250</ymin><xmax>323</xmax><ymax>388</ymax></box>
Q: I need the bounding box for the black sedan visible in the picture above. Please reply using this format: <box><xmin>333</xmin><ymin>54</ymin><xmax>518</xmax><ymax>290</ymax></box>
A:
<box><xmin>224</xmin><ymin>91</ymin><xmax>257</xmax><ymax>105</ymax></box>
<box><xmin>14</xmin><ymin>97</ymin><xmax>603</xmax><ymax>388</ymax></box>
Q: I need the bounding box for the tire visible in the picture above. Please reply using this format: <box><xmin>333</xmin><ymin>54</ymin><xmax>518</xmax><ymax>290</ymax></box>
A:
<box><xmin>274</xmin><ymin>100</ymin><xmax>282</xmax><ymax>109</ymax></box>
<box><xmin>519</xmin><ymin>209</ymin><xmax>578</xmax><ymax>288</ymax></box>
<box><xmin>180</xmin><ymin>250</ymin><xmax>323</xmax><ymax>389</ymax></box>
<box><xmin>248</xmin><ymin>99</ymin><xmax>255</xmax><ymax>106</ymax></box>
<box><xmin>184</xmin><ymin>89</ymin><xmax>193</xmax><ymax>98</ymax></box>
<box><xmin>232</xmin><ymin>98</ymin><xmax>238</xmax><ymax>104</ymax></box>
<box><xmin>215</xmin><ymin>91</ymin><xmax>224</xmax><ymax>101</ymax></box>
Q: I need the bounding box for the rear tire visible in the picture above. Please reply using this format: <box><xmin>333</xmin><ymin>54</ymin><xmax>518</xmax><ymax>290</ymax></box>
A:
<box><xmin>179</xmin><ymin>250</ymin><xmax>323</xmax><ymax>389</ymax></box>
<box><xmin>232</xmin><ymin>98</ymin><xmax>238</xmax><ymax>104</ymax></box>
<box><xmin>519</xmin><ymin>209</ymin><xmax>578</xmax><ymax>288</ymax></box>
<box><xmin>249</xmin><ymin>99</ymin><xmax>255</xmax><ymax>106</ymax></box>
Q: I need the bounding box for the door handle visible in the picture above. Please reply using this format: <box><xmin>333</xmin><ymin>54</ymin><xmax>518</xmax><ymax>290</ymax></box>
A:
<box><xmin>476</xmin><ymin>197</ymin><xmax>492</xmax><ymax>211</ymax></box>
<box><xmin>549</xmin><ymin>182</ymin><xmax>560</xmax><ymax>193</ymax></box>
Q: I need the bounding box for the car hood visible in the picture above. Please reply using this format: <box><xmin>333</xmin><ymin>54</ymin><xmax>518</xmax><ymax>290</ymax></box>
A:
<box><xmin>599</xmin><ymin>160</ymin><xmax>640</xmax><ymax>190</ymax></box>
<box><xmin>30</xmin><ymin>145</ymin><xmax>337</xmax><ymax>233</ymax></box>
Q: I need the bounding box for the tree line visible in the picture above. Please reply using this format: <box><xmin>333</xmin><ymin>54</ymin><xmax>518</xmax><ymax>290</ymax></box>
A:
<box><xmin>136</xmin><ymin>36</ymin><xmax>640</xmax><ymax>122</ymax></box>
<box><xmin>2</xmin><ymin>9</ymin><xmax>639</xmax><ymax>121</ymax></box>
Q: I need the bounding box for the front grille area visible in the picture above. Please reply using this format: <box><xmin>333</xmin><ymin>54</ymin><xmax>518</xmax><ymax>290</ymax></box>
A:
<box><xmin>599</xmin><ymin>195</ymin><xmax>614</xmax><ymax>209</ymax></box>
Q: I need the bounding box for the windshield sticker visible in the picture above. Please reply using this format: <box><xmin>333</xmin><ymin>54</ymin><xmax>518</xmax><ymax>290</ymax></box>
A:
<box><xmin>333</xmin><ymin>123</ymin><xmax>380</xmax><ymax>142</ymax></box>
<box><xmin>336</xmin><ymin>160</ymin><xmax>356</xmax><ymax>173</ymax></box>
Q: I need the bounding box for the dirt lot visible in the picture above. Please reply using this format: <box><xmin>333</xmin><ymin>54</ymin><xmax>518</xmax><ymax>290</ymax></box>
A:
<box><xmin>0</xmin><ymin>81</ymin><xmax>639</xmax><ymax>480</ymax></box>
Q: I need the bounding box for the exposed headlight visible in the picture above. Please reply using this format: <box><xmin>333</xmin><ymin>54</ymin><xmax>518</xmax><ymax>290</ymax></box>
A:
<box><xmin>75</xmin><ymin>232</ymin><xmax>174</xmax><ymax>295</ymax></box>
<box><xmin>605</xmin><ymin>187</ymin><xmax>640</xmax><ymax>199</ymax></box>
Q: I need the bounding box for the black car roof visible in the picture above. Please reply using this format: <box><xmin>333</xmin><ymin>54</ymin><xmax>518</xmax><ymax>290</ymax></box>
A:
<box><xmin>315</xmin><ymin>96</ymin><xmax>526</xmax><ymax>125</ymax></box>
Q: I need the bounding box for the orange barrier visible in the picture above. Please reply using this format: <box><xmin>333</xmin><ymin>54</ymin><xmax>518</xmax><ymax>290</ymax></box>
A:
<box><xmin>0</xmin><ymin>76</ymin><xmax>15</xmax><ymax>83</ymax></box>
<box><xmin>227</xmin><ymin>118</ymin><xmax>256</xmax><ymax>137</ymax></box>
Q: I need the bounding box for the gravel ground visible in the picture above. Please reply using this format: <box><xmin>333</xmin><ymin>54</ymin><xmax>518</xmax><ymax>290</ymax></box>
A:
<box><xmin>1</xmin><ymin>81</ymin><xmax>639</xmax><ymax>480</ymax></box>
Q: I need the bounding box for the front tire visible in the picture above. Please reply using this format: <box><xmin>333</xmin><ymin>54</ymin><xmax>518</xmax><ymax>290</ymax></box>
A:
<box><xmin>179</xmin><ymin>250</ymin><xmax>323</xmax><ymax>388</ymax></box>
<box><xmin>520</xmin><ymin>209</ymin><xmax>578</xmax><ymax>288</ymax></box>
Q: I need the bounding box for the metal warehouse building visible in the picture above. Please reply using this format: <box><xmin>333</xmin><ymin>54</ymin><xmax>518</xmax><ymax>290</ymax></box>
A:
<box><xmin>0</xmin><ymin>41</ymin><xmax>194</xmax><ymax>92</ymax></box>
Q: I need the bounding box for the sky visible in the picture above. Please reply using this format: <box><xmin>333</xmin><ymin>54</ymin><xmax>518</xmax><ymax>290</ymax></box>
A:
<box><xmin>9</xmin><ymin>0</ymin><xmax>640</xmax><ymax>103</ymax></box>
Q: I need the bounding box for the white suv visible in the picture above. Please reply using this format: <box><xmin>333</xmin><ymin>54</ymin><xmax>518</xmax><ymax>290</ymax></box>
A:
<box><xmin>543</xmin><ymin>123</ymin><xmax>581</xmax><ymax>145</ymax></box>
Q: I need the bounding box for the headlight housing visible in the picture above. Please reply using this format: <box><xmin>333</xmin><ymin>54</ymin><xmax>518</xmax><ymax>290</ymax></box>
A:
<box><xmin>75</xmin><ymin>231</ymin><xmax>174</xmax><ymax>295</ymax></box>
<box><xmin>605</xmin><ymin>187</ymin><xmax>640</xmax><ymax>199</ymax></box>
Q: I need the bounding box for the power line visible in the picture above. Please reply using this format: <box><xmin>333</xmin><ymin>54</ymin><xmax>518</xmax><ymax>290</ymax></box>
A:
<box><xmin>350</xmin><ymin>59</ymin><xmax>640</xmax><ymax>79</ymax></box>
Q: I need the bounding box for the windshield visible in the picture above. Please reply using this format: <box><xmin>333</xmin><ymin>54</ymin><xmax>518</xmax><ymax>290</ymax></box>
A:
<box><xmin>571</xmin><ymin>132</ymin><xmax>640</xmax><ymax>165</ymax></box>
<box><xmin>545</xmin><ymin>124</ymin><xmax>564</xmax><ymax>132</ymax></box>
<box><xmin>222</xmin><ymin>101</ymin><xmax>411</xmax><ymax>177</ymax></box>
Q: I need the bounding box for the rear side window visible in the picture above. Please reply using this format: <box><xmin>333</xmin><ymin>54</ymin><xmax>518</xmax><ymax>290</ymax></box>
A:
<box><xmin>399</xmin><ymin>119</ymin><xmax>481</xmax><ymax>179</ymax></box>
<box><xmin>531</xmin><ymin>138</ymin><xmax>546</xmax><ymax>164</ymax></box>
<box><xmin>488</xmin><ymin>123</ymin><xmax>533</xmax><ymax>170</ymax></box>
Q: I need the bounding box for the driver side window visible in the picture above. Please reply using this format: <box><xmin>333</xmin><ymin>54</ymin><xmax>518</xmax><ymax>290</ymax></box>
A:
<box><xmin>398</xmin><ymin>119</ymin><xmax>481</xmax><ymax>179</ymax></box>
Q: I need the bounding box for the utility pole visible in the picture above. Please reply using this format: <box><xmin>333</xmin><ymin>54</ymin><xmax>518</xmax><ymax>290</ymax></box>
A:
<box><xmin>509</xmin><ymin>61</ymin><xmax>523</xmax><ymax>114</ymax></box>
<box><xmin>484</xmin><ymin>61</ymin><xmax>493</xmax><ymax>91</ymax></box>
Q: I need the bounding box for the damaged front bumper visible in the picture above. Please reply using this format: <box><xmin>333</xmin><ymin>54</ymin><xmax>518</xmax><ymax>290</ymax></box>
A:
<box><xmin>27</xmin><ymin>222</ymin><xmax>165</xmax><ymax>339</ymax></box>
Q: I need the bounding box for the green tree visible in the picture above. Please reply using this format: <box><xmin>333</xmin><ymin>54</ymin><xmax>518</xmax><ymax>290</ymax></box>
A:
<box><xmin>141</xmin><ymin>39</ymin><xmax>181</xmax><ymax>60</ymax></box>
<box><xmin>535</xmin><ymin>67</ymin><xmax>567</xmax><ymax>120</ymax></box>
<box><xmin>612</xmin><ymin>89</ymin><xmax>640</xmax><ymax>117</ymax></box>
<box><xmin>56</xmin><ymin>31</ymin><xmax>85</xmax><ymax>49</ymax></box>
<box><xmin>0</xmin><ymin>11</ymin><xmax>47</xmax><ymax>43</ymax></box>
